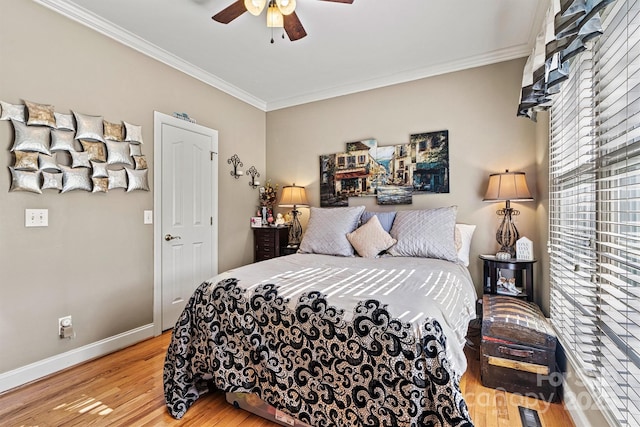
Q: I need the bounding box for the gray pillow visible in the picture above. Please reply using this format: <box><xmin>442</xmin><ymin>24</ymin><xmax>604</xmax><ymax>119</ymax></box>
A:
<box><xmin>360</xmin><ymin>211</ymin><xmax>396</xmax><ymax>233</ymax></box>
<box><xmin>387</xmin><ymin>206</ymin><xmax>458</xmax><ymax>261</ymax></box>
<box><xmin>299</xmin><ymin>206</ymin><xmax>365</xmax><ymax>257</ymax></box>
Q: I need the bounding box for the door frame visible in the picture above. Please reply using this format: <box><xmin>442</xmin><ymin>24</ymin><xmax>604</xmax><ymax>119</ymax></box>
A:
<box><xmin>153</xmin><ymin>111</ymin><xmax>218</xmax><ymax>336</ymax></box>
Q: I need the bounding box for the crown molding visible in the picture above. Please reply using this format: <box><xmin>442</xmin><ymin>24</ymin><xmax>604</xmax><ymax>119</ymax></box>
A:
<box><xmin>34</xmin><ymin>0</ymin><xmax>268</xmax><ymax>111</ymax></box>
<box><xmin>265</xmin><ymin>44</ymin><xmax>531</xmax><ymax>111</ymax></box>
<box><xmin>35</xmin><ymin>0</ymin><xmax>533</xmax><ymax>113</ymax></box>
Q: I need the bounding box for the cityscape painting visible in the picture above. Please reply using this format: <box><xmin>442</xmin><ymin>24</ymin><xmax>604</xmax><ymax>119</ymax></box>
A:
<box><xmin>319</xmin><ymin>130</ymin><xmax>450</xmax><ymax>207</ymax></box>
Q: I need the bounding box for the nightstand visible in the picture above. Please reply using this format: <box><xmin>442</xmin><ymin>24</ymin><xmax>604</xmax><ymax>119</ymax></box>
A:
<box><xmin>281</xmin><ymin>245</ymin><xmax>299</xmax><ymax>256</ymax></box>
<box><xmin>479</xmin><ymin>255</ymin><xmax>536</xmax><ymax>302</ymax></box>
<box><xmin>253</xmin><ymin>226</ymin><xmax>290</xmax><ymax>262</ymax></box>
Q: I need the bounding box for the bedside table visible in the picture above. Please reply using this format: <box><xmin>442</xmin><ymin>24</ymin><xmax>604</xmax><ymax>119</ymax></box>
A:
<box><xmin>479</xmin><ymin>255</ymin><xmax>536</xmax><ymax>302</ymax></box>
<box><xmin>281</xmin><ymin>245</ymin><xmax>299</xmax><ymax>256</ymax></box>
<box><xmin>253</xmin><ymin>226</ymin><xmax>290</xmax><ymax>262</ymax></box>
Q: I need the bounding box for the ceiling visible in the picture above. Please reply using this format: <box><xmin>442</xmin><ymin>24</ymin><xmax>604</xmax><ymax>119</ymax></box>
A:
<box><xmin>36</xmin><ymin>0</ymin><xmax>546</xmax><ymax>111</ymax></box>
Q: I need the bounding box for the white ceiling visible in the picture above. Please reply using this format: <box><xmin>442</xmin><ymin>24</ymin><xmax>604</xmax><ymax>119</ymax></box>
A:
<box><xmin>36</xmin><ymin>0</ymin><xmax>546</xmax><ymax>111</ymax></box>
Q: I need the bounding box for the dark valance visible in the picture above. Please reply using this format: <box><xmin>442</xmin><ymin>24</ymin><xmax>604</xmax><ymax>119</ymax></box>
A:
<box><xmin>518</xmin><ymin>0</ymin><xmax>615</xmax><ymax>120</ymax></box>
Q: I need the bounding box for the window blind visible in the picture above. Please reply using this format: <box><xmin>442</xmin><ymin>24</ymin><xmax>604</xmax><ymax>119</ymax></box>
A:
<box><xmin>550</xmin><ymin>1</ymin><xmax>640</xmax><ymax>425</ymax></box>
<box><xmin>549</xmin><ymin>50</ymin><xmax>599</xmax><ymax>377</ymax></box>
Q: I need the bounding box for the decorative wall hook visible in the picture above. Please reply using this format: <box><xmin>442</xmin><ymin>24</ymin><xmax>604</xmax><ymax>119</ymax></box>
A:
<box><xmin>227</xmin><ymin>154</ymin><xmax>243</xmax><ymax>178</ymax></box>
<box><xmin>247</xmin><ymin>166</ymin><xmax>260</xmax><ymax>189</ymax></box>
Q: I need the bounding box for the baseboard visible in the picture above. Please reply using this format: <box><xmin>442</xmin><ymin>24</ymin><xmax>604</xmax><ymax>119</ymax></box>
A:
<box><xmin>552</xmin><ymin>329</ymin><xmax>615</xmax><ymax>427</ymax></box>
<box><xmin>562</xmin><ymin>377</ymin><xmax>594</xmax><ymax>427</ymax></box>
<box><xmin>0</xmin><ymin>324</ymin><xmax>154</xmax><ymax>394</ymax></box>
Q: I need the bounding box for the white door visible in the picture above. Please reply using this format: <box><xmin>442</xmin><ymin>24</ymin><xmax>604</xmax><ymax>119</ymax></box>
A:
<box><xmin>154</xmin><ymin>112</ymin><xmax>218</xmax><ymax>332</ymax></box>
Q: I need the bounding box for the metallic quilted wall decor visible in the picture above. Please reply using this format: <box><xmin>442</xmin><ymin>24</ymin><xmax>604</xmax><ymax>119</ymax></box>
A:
<box><xmin>5</xmin><ymin>100</ymin><xmax>149</xmax><ymax>194</ymax></box>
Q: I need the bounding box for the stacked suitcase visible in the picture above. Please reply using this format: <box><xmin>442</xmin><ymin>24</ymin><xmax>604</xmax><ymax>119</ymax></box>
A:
<box><xmin>481</xmin><ymin>295</ymin><xmax>561</xmax><ymax>401</ymax></box>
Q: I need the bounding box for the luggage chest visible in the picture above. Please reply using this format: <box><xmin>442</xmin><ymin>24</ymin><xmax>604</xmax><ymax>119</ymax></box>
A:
<box><xmin>481</xmin><ymin>295</ymin><xmax>560</xmax><ymax>401</ymax></box>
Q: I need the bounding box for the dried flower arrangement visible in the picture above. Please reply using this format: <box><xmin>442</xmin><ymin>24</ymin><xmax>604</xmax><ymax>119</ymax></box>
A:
<box><xmin>259</xmin><ymin>180</ymin><xmax>279</xmax><ymax>208</ymax></box>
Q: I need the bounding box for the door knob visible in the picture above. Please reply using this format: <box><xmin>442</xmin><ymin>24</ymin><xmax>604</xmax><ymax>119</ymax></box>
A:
<box><xmin>164</xmin><ymin>234</ymin><xmax>182</xmax><ymax>241</ymax></box>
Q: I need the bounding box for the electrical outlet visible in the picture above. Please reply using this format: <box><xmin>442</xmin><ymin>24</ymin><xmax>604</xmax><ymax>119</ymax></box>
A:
<box><xmin>58</xmin><ymin>316</ymin><xmax>73</xmax><ymax>339</ymax></box>
<box><xmin>25</xmin><ymin>209</ymin><xmax>48</xmax><ymax>227</ymax></box>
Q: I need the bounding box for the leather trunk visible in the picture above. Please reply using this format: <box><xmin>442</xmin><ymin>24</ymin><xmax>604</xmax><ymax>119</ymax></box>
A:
<box><xmin>481</xmin><ymin>295</ymin><xmax>561</xmax><ymax>401</ymax></box>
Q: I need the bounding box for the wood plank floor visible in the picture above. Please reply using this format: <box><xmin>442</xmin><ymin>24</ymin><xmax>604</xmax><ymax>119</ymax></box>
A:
<box><xmin>0</xmin><ymin>331</ymin><xmax>575</xmax><ymax>427</ymax></box>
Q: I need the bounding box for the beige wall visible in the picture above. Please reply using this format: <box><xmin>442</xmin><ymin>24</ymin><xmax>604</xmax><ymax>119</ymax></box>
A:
<box><xmin>0</xmin><ymin>0</ymin><xmax>264</xmax><ymax>373</ymax></box>
<box><xmin>0</xmin><ymin>0</ymin><xmax>553</xmax><ymax>394</ymax></box>
<box><xmin>266</xmin><ymin>58</ymin><xmax>540</xmax><ymax>293</ymax></box>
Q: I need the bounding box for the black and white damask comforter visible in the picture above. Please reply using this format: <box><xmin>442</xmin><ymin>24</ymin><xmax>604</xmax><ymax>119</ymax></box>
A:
<box><xmin>164</xmin><ymin>254</ymin><xmax>477</xmax><ymax>426</ymax></box>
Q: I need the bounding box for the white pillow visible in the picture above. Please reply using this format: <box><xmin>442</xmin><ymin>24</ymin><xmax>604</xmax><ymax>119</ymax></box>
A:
<box><xmin>347</xmin><ymin>215</ymin><xmax>397</xmax><ymax>258</ymax></box>
<box><xmin>299</xmin><ymin>206</ymin><xmax>365</xmax><ymax>257</ymax></box>
<box><xmin>455</xmin><ymin>223</ymin><xmax>476</xmax><ymax>267</ymax></box>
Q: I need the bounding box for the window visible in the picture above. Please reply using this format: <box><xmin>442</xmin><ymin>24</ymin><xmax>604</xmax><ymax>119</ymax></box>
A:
<box><xmin>347</xmin><ymin>155</ymin><xmax>356</xmax><ymax>168</ymax></box>
<box><xmin>549</xmin><ymin>2</ymin><xmax>640</xmax><ymax>425</ymax></box>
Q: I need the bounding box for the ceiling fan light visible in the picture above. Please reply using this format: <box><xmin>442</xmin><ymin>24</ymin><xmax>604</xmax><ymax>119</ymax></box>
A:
<box><xmin>244</xmin><ymin>0</ymin><xmax>266</xmax><ymax>16</ymax></box>
<box><xmin>267</xmin><ymin>4</ymin><xmax>284</xmax><ymax>28</ymax></box>
<box><xmin>276</xmin><ymin>0</ymin><xmax>296</xmax><ymax>15</ymax></box>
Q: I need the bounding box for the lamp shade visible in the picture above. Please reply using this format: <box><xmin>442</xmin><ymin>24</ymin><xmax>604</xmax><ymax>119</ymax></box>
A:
<box><xmin>483</xmin><ymin>170</ymin><xmax>533</xmax><ymax>202</ymax></box>
<box><xmin>266</xmin><ymin>3</ymin><xmax>284</xmax><ymax>28</ymax></box>
<box><xmin>279</xmin><ymin>184</ymin><xmax>309</xmax><ymax>207</ymax></box>
<box><xmin>276</xmin><ymin>0</ymin><xmax>296</xmax><ymax>15</ymax></box>
<box><xmin>245</xmin><ymin>0</ymin><xmax>267</xmax><ymax>16</ymax></box>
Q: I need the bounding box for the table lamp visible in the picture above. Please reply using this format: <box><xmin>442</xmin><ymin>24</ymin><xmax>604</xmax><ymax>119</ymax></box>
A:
<box><xmin>279</xmin><ymin>184</ymin><xmax>309</xmax><ymax>246</ymax></box>
<box><xmin>483</xmin><ymin>170</ymin><xmax>533</xmax><ymax>258</ymax></box>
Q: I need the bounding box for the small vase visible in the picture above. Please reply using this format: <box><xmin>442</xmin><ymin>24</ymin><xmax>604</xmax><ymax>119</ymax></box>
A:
<box><xmin>261</xmin><ymin>206</ymin><xmax>268</xmax><ymax>224</ymax></box>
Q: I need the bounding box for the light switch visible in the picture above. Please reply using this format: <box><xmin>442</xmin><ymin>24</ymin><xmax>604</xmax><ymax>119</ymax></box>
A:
<box><xmin>25</xmin><ymin>209</ymin><xmax>48</xmax><ymax>227</ymax></box>
<box><xmin>144</xmin><ymin>210</ymin><xmax>153</xmax><ymax>224</ymax></box>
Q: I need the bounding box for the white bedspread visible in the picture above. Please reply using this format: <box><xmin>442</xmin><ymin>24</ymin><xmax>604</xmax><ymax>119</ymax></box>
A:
<box><xmin>214</xmin><ymin>253</ymin><xmax>477</xmax><ymax>375</ymax></box>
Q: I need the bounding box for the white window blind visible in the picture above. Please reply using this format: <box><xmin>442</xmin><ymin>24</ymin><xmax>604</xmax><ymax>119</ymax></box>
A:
<box><xmin>550</xmin><ymin>1</ymin><xmax>640</xmax><ymax>425</ymax></box>
<box><xmin>549</xmin><ymin>50</ymin><xmax>599</xmax><ymax>374</ymax></box>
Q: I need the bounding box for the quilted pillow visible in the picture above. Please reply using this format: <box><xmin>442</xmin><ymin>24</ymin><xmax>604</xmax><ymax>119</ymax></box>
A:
<box><xmin>11</xmin><ymin>119</ymin><xmax>51</xmax><ymax>155</ymax></box>
<box><xmin>124</xmin><ymin>121</ymin><xmax>143</xmax><ymax>144</ymax></box>
<box><xmin>73</xmin><ymin>111</ymin><xmax>105</xmax><ymax>142</ymax></box>
<box><xmin>25</xmin><ymin>100</ymin><xmax>55</xmax><ymax>127</ymax></box>
<box><xmin>9</xmin><ymin>167</ymin><xmax>41</xmax><ymax>194</ymax></box>
<box><xmin>0</xmin><ymin>101</ymin><xmax>25</xmax><ymax>122</ymax></box>
<box><xmin>14</xmin><ymin>151</ymin><xmax>39</xmax><ymax>171</ymax></box>
<box><xmin>54</xmin><ymin>112</ymin><xmax>75</xmax><ymax>131</ymax></box>
<box><xmin>50</xmin><ymin>129</ymin><xmax>76</xmax><ymax>152</ymax></box>
<box><xmin>360</xmin><ymin>210</ymin><xmax>396</xmax><ymax>233</ymax></box>
<box><xmin>387</xmin><ymin>206</ymin><xmax>458</xmax><ymax>261</ymax></box>
<box><xmin>299</xmin><ymin>206</ymin><xmax>365</xmax><ymax>257</ymax></box>
<box><xmin>347</xmin><ymin>215</ymin><xmax>397</xmax><ymax>258</ymax></box>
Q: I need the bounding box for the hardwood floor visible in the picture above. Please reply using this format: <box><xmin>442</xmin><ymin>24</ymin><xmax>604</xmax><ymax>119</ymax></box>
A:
<box><xmin>0</xmin><ymin>332</ymin><xmax>575</xmax><ymax>427</ymax></box>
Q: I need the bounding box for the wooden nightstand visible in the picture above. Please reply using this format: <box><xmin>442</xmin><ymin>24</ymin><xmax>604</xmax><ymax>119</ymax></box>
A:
<box><xmin>253</xmin><ymin>226</ymin><xmax>290</xmax><ymax>262</ymax></box>
<box><xmin>479</xmin><ymin>255</ymin><xmax>536</xmax><ymax>302</ymax></box>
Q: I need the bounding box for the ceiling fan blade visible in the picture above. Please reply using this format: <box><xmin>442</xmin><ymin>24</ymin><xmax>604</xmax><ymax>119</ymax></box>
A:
<box><xmin>319</xmin><ymin>0</ymin><xmax>354</xmax><ymax>3</ymax></box>
<box><xmin>212</xmin><ymin>0</ymin><xmax>247</xmax><ymax>24</ymax></box>
<box><xmin>283</xmin><ymin>11</ymin><xmax>307</xmax><ymax>41</ymax></box>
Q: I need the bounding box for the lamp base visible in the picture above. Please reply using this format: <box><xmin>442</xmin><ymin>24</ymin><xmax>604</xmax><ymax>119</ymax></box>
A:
<box><xmin>495</xmin><ymin>205</ymin><xmax>520</xmax><ymax>258</ymax></box>
<box><xmin>288</xmin><ymin>208</ymin><xmax>302</xmax><ymax>246</ymax></box>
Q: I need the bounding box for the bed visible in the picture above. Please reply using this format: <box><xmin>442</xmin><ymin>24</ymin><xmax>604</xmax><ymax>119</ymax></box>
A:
<box><xmin>163</xmin><ymin>206</ymin><xmax>478</xmax><ymax>426</ymax></box>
